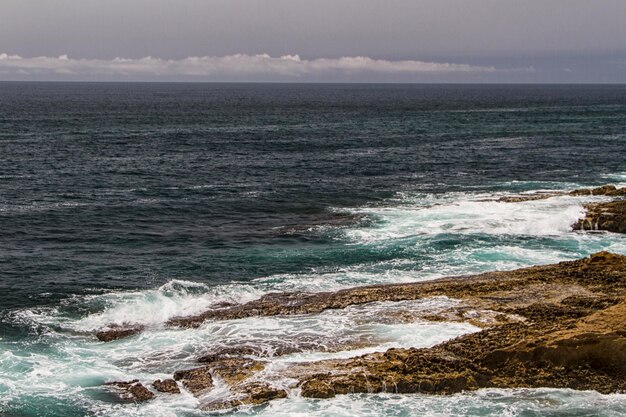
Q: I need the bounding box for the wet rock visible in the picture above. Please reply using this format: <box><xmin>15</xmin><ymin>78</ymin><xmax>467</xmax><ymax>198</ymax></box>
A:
<box><xmin>208</xmin><ymin>357</ymin><xmax>266</xmax><ymax>386</ymax></box>
<box><xmin>201</xmin><ymin>384</ymin><xmax>288</xmax><ymax>412</ymax></box>
<box><xmin>497</xmin><ymin>193</ymin><xmax>562</xmax><ymax>203</ymax></box>
<box><xmin>300</xmin><ymin>379</ymin><xmax>335</xmax><ymax>398</ymax></box>
<box><xmin>105</xmin><ymin>380</ymin><xmax>155</xmax><ymax>402</ymax></box>
<box><xmin>164</xmin><ymin>252</ymin><xmax>626</xmax><ymax>407</ymax></box>
<box><xmin>173</xmin><ymin>366</ymin><xmax>214</xmax><ymax>395</ymax></box>
<box><xmin>573</xmin><ymin>200</ymin><xmax>626</xmax><ymax>233</ymax></box>
<box><xmin>496</xmin><ymin>185</ymin><xmax>626</xmax><ymax>203</ymax></box>
<box><xmin>197</xmin><ymin>342</ymin><xmax>322</xmax><ymax>363</ymax></box>
<box><xmin>95</xmin><ymin>325</ymin><xmax>144</xmax><ymax>342</ymax></box>
<box><xmin>198</xmin><ymin>346</ymin><xmax>261</xmax><ymax>363</ymax></box>
<box><xmin>168</xmin><ymin>252</ymin><xmax>626</xmax><ymax>329</ymax></box>
<box><xmin>191</xmin><ymin>360</ymin><xmax>285</xmax><ymax>411</ymax></box>
<box><xmin>152</xmin><ymin>378</ymin><xmax>180</xmax><ymax>394</ymax></box>
<box><xmin>569</xmin><ymin>185</ymin><xmax>626</xmax><ymax>196</ymax></box>
<box><xmin>238</xmin><ymin>381</ymin><xmax>288</xmax><ymax>404</ymax></box>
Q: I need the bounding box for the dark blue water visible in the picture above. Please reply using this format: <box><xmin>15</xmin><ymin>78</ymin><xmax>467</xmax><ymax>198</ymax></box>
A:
<box><xmin>1</xmin><ymin>83</ymin><xmax>626</xmax><ymax>417</ymax></box>
<box><xmin>2</xmin><ymin>83</ymin><xmax>625</xmax><ymax>310</ymax></box>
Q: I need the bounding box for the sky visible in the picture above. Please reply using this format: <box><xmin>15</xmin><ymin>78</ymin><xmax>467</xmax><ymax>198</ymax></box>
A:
<box><xmin>1</xmin><ymin>0</ymin><xmax>625</xmax><ymax>82</ymax></box>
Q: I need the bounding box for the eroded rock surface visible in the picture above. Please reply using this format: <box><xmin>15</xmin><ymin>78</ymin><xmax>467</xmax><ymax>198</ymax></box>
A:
<box><xmin>167</xmin><ymin>252</ymin><xmax>626</xmax><ymax>328</ymax></box>
<box><xmin>166</xmin><ymin>252</ymin><xmax>626</xmax><ymax>408</ymax></box>
<box><xmin>96</xmin><ymin>325</ymin><xmax>144</xmax><ymax>342</ymax></box>
<box><xmin>497</xmin><ymin>184</ymin><xmax>626</xmax><ymax>203</ymax></box>
<box><xmin>102</xmin><ymin>252</ymin><xmax>626</xmax><ymax>410</ymax></box>
<box><xmin>173</xmin><ymin>367</ymin><xmax>214</xmax><ymax>395</ymax></box>
<box><xmin>289</xmin><ymin>252</ymin><xmax>626</xmax><ymax>397</ymax></box>
<box><xmin>105</xmin><ymin>380</ymin><xmax>155</xmax><ymax>402</ymax></box>
<box><xmin>152</xmin><ymin>378</ymin><xmax>180</xmax><ymax>394</ymax></box>
<box><xmin>201</xmin><ymin>382</ymin><xmax>288</xmax><ymax>411</ymax></box>
<box><xmin>173</xmin><ymin>357</ymin><xmax>288</xmax><ymax>411</ymax></box>
<box><xmin>573</xmin><ymin>200</ymin><xmax>626</xmax><ymax>233</ymax></box>
<box><xmin>569</xmin><ymin>185</ymin><xmax>626</xmax><ymax>197</ymax></box>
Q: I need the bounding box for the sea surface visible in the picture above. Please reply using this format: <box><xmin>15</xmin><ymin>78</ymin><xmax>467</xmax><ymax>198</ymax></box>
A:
<box><xmin>1</xmin><ymin>83</ymin><xmax>626</xmax><ymax>417</ymax></box>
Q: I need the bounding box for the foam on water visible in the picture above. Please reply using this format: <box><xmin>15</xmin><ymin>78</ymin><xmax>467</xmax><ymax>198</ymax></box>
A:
<box><xmin>15</xmin><ymin>280</ymin><xmax>265</xmax><ymax>333</ymax></box>
<box><xmin>345</xmin><ymin>192</ymin><xmax>590</xmax><ymax>242</ymax></box>
<box><xmin>3</xmin><ymin>185</ymin><xmax>626</xmax><ymax>416</ymax></box>
<box><xmin>224</xmin><ymin>389</ymin><xmax>626</xmax><ymax>417</ymax></box>
<box><xmin>1</xmin><ymin>298</ymin><xmax>478</xmax><ymax>416</ymax></box>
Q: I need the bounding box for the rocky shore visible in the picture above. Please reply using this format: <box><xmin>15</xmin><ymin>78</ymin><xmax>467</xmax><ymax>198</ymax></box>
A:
<box><xmin>106</xmin><ymin>251</ymin><xmax>626</xmax><ymax>409</ymax></box>
<box><xmin>100</xmin><ymin>185</ymin><xmax>626</xmax><ymax>411</ymax></box>
<box><xmin>573</xmin><ymin>199</ymin><xmax>626</xmax><ymax>234</ymax></box>
<box><xmin>497</xmin><ymin>184</ymin><xmax>626</xmax><ymax>203</ymax></box>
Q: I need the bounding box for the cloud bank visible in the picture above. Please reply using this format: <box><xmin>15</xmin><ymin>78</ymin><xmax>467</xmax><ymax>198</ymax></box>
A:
<box><xmin>0</xmin><ymin>53</ymin><xmax>504</xmax><ymax>81</ymax></box>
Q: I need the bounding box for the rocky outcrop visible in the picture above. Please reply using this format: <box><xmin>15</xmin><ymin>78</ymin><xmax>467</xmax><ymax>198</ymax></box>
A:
<box><xmin>288</xmin><ymin>252</ymin><xmax>626</xmax><ymax>398</ymax></box>
<box><xmin>173</xmin><ymin>367</ymin><xmax>214</xmax><ymax>395</ymax></box>
<box><xmin>295</xmin><ymin>299</ymin><xmax>626</xmax><ymax>397</ymax></box>
<box><xmin>498</xmin><ymin>193</ymin><xmax>562</xmax><ymax>203</ymax></box>
<box><xmin>104</xmin><ymin>380</ymin><xmax>155</xmax><ymax>402</ymax></box>
<box><xmin>107</xmin><ymin>252</ymin><xmax>626</xmax><ymax>410</ymax></box>
<box><xmin>173</xmin><ymin>357</ymin><xmax>288</xmax><ymax>411</ymax></box>
<box><xmin>167</xmin><ymin>251</ymin><xmax>626</xmax><ymax>328</ymax></box>
<box><xmin>569</xmin><ymin>184</ymin><xmax>626</xmax><ymax>197</ymax></box>
<box><xmin>96</xmin><ymin>325</ymin><xmax>144</xmax><ymax>342</ymax></box>
<box><xmin>152</xmin><ymin>379</ymin><xmax>180</xmax><ymax>394</ymax></box>
<box><xmin>201</xmin><ymin>382</ymin><xmax>288</xmax><ymax>411</ymax></box>
<box><xmin>497</xmin><ymin>184</ymin><xmax>626</xmax><ymax>203</ymax></box>
<box><xmin>573</xmin><ymin>200</ymin><xmax>626</xmax><ymax>233</ymax></box>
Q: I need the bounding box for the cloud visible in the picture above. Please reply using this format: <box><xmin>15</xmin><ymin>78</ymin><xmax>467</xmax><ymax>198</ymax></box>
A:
<box><xmin>0</xmin><ymin>53</ymin><xmax>502</xmax><ymax>81</ymax></box>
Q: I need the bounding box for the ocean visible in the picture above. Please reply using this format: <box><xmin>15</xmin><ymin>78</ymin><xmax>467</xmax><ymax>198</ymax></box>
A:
<box><xmin>1</xmin><ymin>82</ymin><xmax>625</xmax><ymax>416</ymax></box>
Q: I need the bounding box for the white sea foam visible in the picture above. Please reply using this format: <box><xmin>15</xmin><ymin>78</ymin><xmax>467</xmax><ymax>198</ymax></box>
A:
<box><xmin>33</xmin><ymin>280</ymin><xmax>264</xmax><ymax>332</ymax></box>
<box><xmin>344</xmin><ymin>192</ymin><xmax>590</xmax><ymax>242</ymax></box>
<box><xmin>224</xmin><ymin>389</ymin><xmax>626</xmax><ymax>417</ymax></box>
<box><xmin>1</xmin><ymin>297</ymin><xmax>478</xmax><ymax>416</ymax></box>
<box><xmin>4</xmin><ymin>185</ymin><xmax>626</xmax><ymax>416</ymax></box>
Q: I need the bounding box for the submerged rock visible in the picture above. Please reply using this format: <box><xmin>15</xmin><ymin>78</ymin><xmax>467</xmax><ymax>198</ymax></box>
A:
<box><xmin>497</xmin><ymin>193</ymin><xmax>562</xmax><ymax>203</ymax></box>
<box><xmin>573</xmin><ymin>200</ymin><xmax>626</xmax><ymax>233</ymax></box>
<box><xmin>105</xmin><ymin>380</ymin><xmax>155</xmax><ymax>402</ymax></box>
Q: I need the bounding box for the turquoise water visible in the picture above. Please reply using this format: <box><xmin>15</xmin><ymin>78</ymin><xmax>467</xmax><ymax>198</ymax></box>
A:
<box><xmin>1</xmin><ymin>83</ymin><xmax>626</xmax><ymax>416</ymax></box>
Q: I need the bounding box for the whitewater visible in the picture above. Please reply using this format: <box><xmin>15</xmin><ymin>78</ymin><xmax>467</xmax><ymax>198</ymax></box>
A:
<box><xmin>2</xmin><ymin>185</ymin><xmax>626</xmax><ymax>416</ymax></box>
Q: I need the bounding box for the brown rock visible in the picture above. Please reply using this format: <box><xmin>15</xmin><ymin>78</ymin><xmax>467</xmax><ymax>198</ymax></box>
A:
<box><xmin>497</xmin><ymin>193</ymin><xmax>562</xmax><ymax>203</ymax></box>
<box><xmin>208</xmin><ymin>357</ymin><xmax>266</xmax><ymax>386</ymax></box>
<box><xmin>105</xmin><ymin>380</ymin><xmax>155</xmax><ymax>402</ymax></box>
<box><xmin>173</xmin><ymin>367</ymin><xmax>214</xmax><ymax>395</ymax></box>
<box><xmin>300</xmin><ymin>379</ymin><xmax>335</xmax><ymax>398</ymax></box>
<box><xmin>167</xmin><ymin>252</ymin><xmax>626</xmax><ymax>329</ymax></box>
<box><xmin>569</xmin><ymin>185</ymin><xmax>626</xmax><ymax>196</ymax></box>
<box><xmin>96</xmin><ymin>325</ymin><xmax>144</xmax><ymax>342</ymax></box>
<box><xmin>494</xmin><ymin>185</ymin><xmax>626</xmax><ymax>203</ymax></box>
<box><xmin>164</xmin><ymin>252</ymin><xmax>626</xmax><ymax>408</ymax></box>
<box><xmin>239</xmin><ymin>381</ymin><xmax>288</xmax><ymax>404</ymax></box>
<box><xmin>152</xmin><ymin>378</ymin><xmax>180</xmax><ymax>394</ymax></box>
<box><xmin>573</xmin><ymin>200</ymin><xmax>626</xmax><ymax>233</ymax></box>
<box><xmin>199</xmin><ymin>382</ymin><xmax>287</xmax><ymax>411</ymax></box>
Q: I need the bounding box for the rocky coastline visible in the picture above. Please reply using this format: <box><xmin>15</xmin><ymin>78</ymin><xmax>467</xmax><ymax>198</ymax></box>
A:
<box><xmin>101</xmin><ymin>185</ymin><xmax>626</xmax><ymax>411</ymax></box>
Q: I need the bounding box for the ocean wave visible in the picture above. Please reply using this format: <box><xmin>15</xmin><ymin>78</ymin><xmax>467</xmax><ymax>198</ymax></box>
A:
<box><xmin>344</xmin><ymin>192</ymin><xmax>590</xmax><ymax>242</ymax></box>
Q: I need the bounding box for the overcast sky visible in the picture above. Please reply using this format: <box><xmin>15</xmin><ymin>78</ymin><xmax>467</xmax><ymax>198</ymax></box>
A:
<box><xmin>1</xmin><ymin>0</ymin><xmax>625</xmax><ymax>82</ymax></box>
